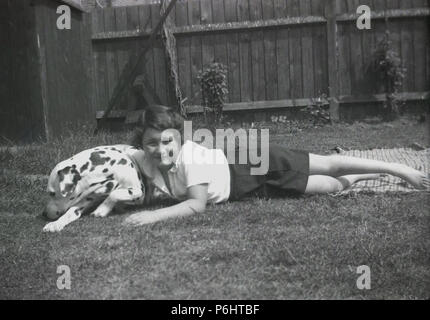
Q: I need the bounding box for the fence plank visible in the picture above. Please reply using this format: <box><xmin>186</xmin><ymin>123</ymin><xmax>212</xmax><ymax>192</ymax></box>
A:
<box><xmin>262</xmin><ymin>0</ymin><xmax>274</xmax><ymax>19</ymax></box>
<box><xmin>250</xmin><ymin>0</ymin><xmax>265</xmax><ymax>101</ymax></box>
<box><xmin>237</xmin><ymin>0</ymin><xmax>251</xmax><ymax>102</ymax></box>
<box><xmin>276</xmin><ymin>27</ymin><xmax>290</xmax><ymax>99</ymax></box>
<box><xmin>427</xmin><ymin>28</ymin><xmax>430</xmax><ymax>89</ymax></box>
<box><xmin>372</xmin><ymin>0</ymin><xmax>386</xmax><ymax>11</ymax></box>
<box><xmin>44</xmin><ymin>3</ymin><xmax>61</xmax><ymax>133</ymax></box>
<box><xmin>338</xmin><ymin>25</ymin><xmax>351</xmax><ymax>96</ymax></box>
<box><xmin>311</xmin><ymin>0</ymin><xmax>325</xmax><ymax>16</ymax></box>
<box><xmin>325</xmin><ymin>0</ymin><xmax>340</xmax><ymax>119</ymax></box>
<box><xmin>213</xmin><ymin>0</ymin><xmax>228</xmax><ymax>65</ymax></box>
<box><xmin>348</xmin><ymin>0</ymin><xmax>364</xmax><ymax>97</ymax></box>
<box><xmin>288</xmin><ymin>0</ymin><xmax>303</xmax><ymax>99</ymax></box>
<box><xmin>176</xmin><ymin>0</ymin><xmax>192</xmax><ymax>105</ymax></box>
<box><xmin>104</xmin><ymin>7</ymin><xmax>119</xmax><ymax>102</ymax></box>
<box><xmin>151</xmin><ymin>3</ymin><xmax>168</xmax><ymax>104</ymax></box>
<box><xmin>91</xmin><ymin>7</ymin><xmax>102</xmax><ymax>34</ymax></box>
<box><xmin>212</xmin><ymin>0</ymin><xmax>229</xmax><ymax>101</ymax></box>
<box><xmin>200</xmin><ymin>0</ymin><xmax>212</xmax><ymax>24</ymax></box>
<box><xmin>359</xmin><ymin>0</ymin><xmax>376</xmax><ymax>95</ymax></box>
<box><xmin>386</xmin><ymin>0</ymin><xmax>400</xmax><ymax>10</ymax></box>
<box><xmin>300</xmin><ymin>0</ymin><xmax>314</xmax><ymax>98</ymax></box>
<box><xmin>188</xmin><ymin>0</ymin><xmax>202</xmax><ymax>105</ymax></box>
<box><xmin>162</xmin><ymin>0</ymin><xmax>178</xmax><ymax>108</ymax></box>
<box><xmin>263</xmin><ymin>30</ymin><xmax>277</xmax><ymax>101</ymax></box>
<box><xmin>273</xmin><ymin>0</ymin><xmax>286</xmax><ymax>19</ymax></box>
<box><xmin>126</xmin><ymin>6</ymin><xmax>140</xmax><ymax>29</ymax></box>
<box><xmin>413</xmin><ymin>18</ymin><xmax>428</xmax><ymax>91</ymax></box>
<box><xmin>137</xmin><ymin>4</ymin><xmax>155</xmax><ymax>101</ymax></box>
<box><xmin>413</xmin><ymin>0</ymin><xmax>428</xmax><ymax>7</ymax></box>
<box><xmin>188</xmin><ymin>0</ymin><xmax>201</xmax><ymax>25</ymax></box>
<box><xmin>115</xmin><ymin>7</ymin><xmax>131</xmax><ymax>109</ymax></box>
<box><xmin>273</xmin><ymin>0</ymin><xmax>288</xmax><ymax>100</ymax></box>
<box><xmin>414</xmin><ymin>0</ymin><xmax>429</xmax><ymax>91</ymax></box>
<box><xmin>171</xmin><ymin>15</ymin><xmax>327</xmax><ymax>36</ymax></box>
<box><xmin>338</xmin><ymin>0</ymin><xmax>348</xmax><ymax>14</ymax></box>
<box><xmin>186</xmin><ymin>98</ymin><xmax>328</xmax><ymax>113</ymax></box>
<box><xmin>201</xmin><ymin>0</ymin><xmax>214</xmax><ymax>67</ymax></box>
<box><xmin>373</xmin><ymin>19</ymin><xmax>387</xmax><ymax>94</ymax></box>
<box><xmin>311</xmin><ymin>0</ymin><xmax>327</xmax><ymax>97</ymax></box>
<box><xmin>386</xmin><ymin>0</ymin><xmax>402</xmax><ymax>91</ymax></box>
<box><xmin>125</xmin><ymin>6</ymin><xmax>140</xmax><ymax>109</ymax></box>
<box><xmin>398</xmin><ymin>0</ymin><xmax>414</xmax><ymax>92</ymax></box>
<box><xmin>74</xmin><ymin>10</ymin><xmax>89</xmax><ymax>122</ymax></box>
<box><xmin>226</xmin><ymin>33</ymin><xmax>241</xmax><ymax>103</ymax></box>
<box><xmin>224</xmin><ymin>0</ymin><xmax>239</xmax><ymax>103</ymax></box>
<box><xmin>262</xmin><ymin>0</ymin><xmax>277</xmax><ymax>101</ymax></box>
<box><xmin>349</xmin><ymin>0</ymin><xmax>364</xmax><ymax>96</ymax></box>
<box><xmin>77</xmin><ymin>14</ymin><xmax>93</xmax><ymax>121</ymax></box>
<box><xmin>138</xmin><ymin>3</ymin><xmax>152</xmax><ymax>31</ymax></box>
<box><xmin>184</xmin><ymin>91</ymin><xmax>429</xmax><ymax>114</ymax></box>
<box><xmin>33</xmin><ymin>3</ymin><xmax>50</xmax><ymax>140</ymax></box>
<box><xmin>351</xmin><ymin>26</ymin><xmax>363</xmax><ymax>96</ymax></box>
<box><xmin>93</xmin><ymin>10</ymin><xmax>107</xmax><ymax>111</ymax></box>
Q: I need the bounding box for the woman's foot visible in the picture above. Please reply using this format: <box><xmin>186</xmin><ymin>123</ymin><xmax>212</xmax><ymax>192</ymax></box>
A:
<box><xmin>390</xmin><ymin>163</ymin><xmax>430</xmax><ymax>190</ymax></box>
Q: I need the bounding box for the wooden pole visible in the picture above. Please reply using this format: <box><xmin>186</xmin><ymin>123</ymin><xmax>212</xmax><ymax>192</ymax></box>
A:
<box><xmin>160</xmin><ymin>0</ymin><xmax>185</xmax><ymax>115</ymax></box>
<box><xmin>95</xmin><ymin>0</ymin><xmax>178</xmax><ymax>133</ymax></box>
<box><xmin>325</xmin><ymin>0</ymin><xmax>340</xmax><ymax>121</ymax></box>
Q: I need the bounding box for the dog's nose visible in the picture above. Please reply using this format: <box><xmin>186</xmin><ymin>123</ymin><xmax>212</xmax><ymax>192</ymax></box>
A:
<box><xmin>42</xmin><ymin>210</ymin><xmax>50</xmax><ymax>220</ymax></box>
<box><xmin>42</xmin><ymin>209</ymin><xmax>57</xmax><ymax>221</ymax></box>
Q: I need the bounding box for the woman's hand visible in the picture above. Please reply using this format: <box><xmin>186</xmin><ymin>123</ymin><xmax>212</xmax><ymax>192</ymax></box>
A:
<box><xmin>124</xmin><ymin>211</ymin><xmax>160</xmax><ymax>226</ymax></box>
<box><xmin>123</xmin><ymin>184</ymin><xmax>209</xmax><ymax>226</ymax></box>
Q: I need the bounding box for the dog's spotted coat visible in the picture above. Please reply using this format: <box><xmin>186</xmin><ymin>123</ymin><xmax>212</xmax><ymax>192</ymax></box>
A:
<box><xmin>43</xmin><ymin>145</ymin><xmax>149</xmax><ymax>232</ymax></box>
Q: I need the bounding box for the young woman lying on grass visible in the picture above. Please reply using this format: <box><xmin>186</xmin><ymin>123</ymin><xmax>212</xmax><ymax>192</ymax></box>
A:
<box><xmin>124</xmin><ymin>105</ymin><xmax>430</xmax><ymax>226</ymax></box>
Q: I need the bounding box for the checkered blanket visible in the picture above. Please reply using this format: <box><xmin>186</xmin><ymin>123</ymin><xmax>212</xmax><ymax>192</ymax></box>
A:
<box><xmin>334</xmin><ymin>148</ymin><xmax>430</xmax><ymax>194</ymax></box>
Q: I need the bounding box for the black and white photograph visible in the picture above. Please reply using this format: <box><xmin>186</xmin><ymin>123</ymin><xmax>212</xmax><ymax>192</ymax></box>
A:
<box><xmin>0</xmin><ymin>0</ymin><xmax>429</xmax><ymax>302</ymax></box>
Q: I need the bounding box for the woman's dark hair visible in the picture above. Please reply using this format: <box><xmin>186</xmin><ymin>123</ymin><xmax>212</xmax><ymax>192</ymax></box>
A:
<box><xmin>130</xmin><ymin>105</ymin><xmax>184</xmax><ymax>149</ymax></box>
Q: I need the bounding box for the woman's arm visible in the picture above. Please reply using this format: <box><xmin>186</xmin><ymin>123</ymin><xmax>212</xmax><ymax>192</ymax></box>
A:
<box><xmin>124</xmin><ymin>184</ymin><xmax>208</xmax><ymax>226</ymax></box>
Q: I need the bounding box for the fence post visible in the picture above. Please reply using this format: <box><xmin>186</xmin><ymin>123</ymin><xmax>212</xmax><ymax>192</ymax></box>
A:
<box><xmin>161</xmin><ymin>0</ymin><xmax>185</xmax><ymax>116</ymax></box>
<box><xmin>325</xmin><ymin>0</ymin><xmax>340</xmax><ymax>121</ymax></box>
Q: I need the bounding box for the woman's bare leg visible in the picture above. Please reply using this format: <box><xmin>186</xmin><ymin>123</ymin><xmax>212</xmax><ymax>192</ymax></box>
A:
<box><xmin>308</xmin><ymin>154</ymin><xmax>429</xmax><ymax>190</ymax></box>
<box><xmin>305</xmin><ymin>173</ymin><xmax>384</xmax><ymax>194</ymax></box>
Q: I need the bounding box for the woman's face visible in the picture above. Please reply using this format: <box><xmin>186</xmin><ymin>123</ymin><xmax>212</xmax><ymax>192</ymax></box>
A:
<box><xmin>141</xmin><ymin>127</ymin><xmax>181</xmax><ymax>169</ymax></box>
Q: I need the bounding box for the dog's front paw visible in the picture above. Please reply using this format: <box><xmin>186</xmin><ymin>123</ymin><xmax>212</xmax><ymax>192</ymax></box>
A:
<box><xmin>43</xmin><ymin>222</ymin><xmax>64</xmax><ymax>232</ymax></box>
<box><xmin>91</xmin><ymin>205</ymin><xmax>111</xmax><ymax>218</ymax></box>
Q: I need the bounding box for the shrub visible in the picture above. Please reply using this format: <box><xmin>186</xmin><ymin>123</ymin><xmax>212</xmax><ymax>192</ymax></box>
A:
<box><xmin>371</xmin><ymin>30</ymin><xmax>406</xmax><ymax>121</ymax></box>
<box><xmin>197</xmin><ymin>62</ymin><xmax>228</xmax><ymax>125</ymax></box>
<box><xmin>301</xmin><ymin>92</ymin><xmax>331</xmax><ymax>125</ymax></box>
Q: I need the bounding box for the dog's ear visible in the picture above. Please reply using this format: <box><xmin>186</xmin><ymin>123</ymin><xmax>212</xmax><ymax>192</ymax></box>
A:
<box><xmin>57</xmin><ymin>165</ymin><xmax>81</xmax><ymax>197</ymax></box>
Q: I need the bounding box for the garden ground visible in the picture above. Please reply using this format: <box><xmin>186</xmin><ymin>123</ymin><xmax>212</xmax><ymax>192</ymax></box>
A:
<box><xmin>0</xmin><ymin>116</ymin><xmax>429</xmax><ymax>299</ymax></box>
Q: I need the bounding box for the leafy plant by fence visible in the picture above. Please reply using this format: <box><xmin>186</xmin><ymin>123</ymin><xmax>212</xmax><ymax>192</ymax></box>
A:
<box><xmin>198</xmin><ymin>62</ymin><xmax>228</xmax><ymax>124</ymax></box>
<box><xmin>371</xmin><ymin>30</ymin><xmax>407</xmax><ymax>121</ymax></box>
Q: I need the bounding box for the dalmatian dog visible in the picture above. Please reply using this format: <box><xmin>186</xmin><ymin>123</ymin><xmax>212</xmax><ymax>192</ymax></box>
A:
<box><xmin>42</xmin><ymin>145</ymin><xmax>149</xmax><ymax>232</ymax></box>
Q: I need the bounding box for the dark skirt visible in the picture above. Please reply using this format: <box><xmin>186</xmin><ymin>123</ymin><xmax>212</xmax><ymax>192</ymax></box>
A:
<box><xmin>228</xmin><ymin>144</ymin><xmax>310</xmax><ymax>200</ymax></box>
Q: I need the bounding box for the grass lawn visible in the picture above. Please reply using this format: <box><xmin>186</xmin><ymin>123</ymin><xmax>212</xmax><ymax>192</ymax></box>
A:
<box><xmin>0</xmin><ymin>117</ymin><xmax>429</xmax><ymax>299</ymax></box>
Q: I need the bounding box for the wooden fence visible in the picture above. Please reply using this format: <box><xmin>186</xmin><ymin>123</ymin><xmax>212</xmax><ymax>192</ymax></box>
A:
<box><xmin>1</xmin><ymin>0</ymin><xmax>429</xmax><ymax>142</ymax></box>
<box><xmin>91</xmin><ymin>0</ymin><xmax>430</xmax><ymax>117</ymax></box>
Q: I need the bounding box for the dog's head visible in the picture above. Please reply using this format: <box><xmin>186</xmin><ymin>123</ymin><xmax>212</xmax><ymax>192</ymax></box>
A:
<box><xmin>43</xmin><ymin>164</ymin><xmax>82</xmax><ymax>220</ymax></box>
